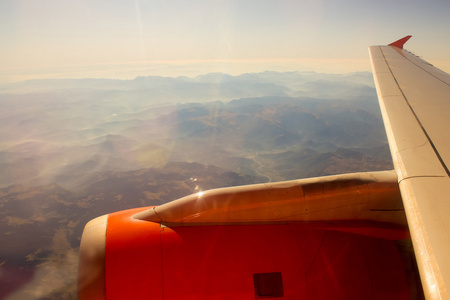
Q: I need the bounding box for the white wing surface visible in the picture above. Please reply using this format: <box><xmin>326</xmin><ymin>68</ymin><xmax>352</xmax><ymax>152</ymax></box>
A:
<box><xmin>369</xmin><ymin>36</ymin><xmax>450</xmax><ymax>299</ymax></box>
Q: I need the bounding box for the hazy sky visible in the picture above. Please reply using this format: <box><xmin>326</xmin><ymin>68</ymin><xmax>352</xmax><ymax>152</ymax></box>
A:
<box><xmin>1</xmin><ymin>0</ymin><xmax>450</xmax><ymax>82</ymax></box>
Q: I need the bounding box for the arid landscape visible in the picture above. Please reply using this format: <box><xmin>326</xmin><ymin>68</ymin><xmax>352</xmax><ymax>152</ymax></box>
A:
<box><xmin>0</xmin><ymin>71</ymin><xmax>393</xmax><ymax>299</ymax></box>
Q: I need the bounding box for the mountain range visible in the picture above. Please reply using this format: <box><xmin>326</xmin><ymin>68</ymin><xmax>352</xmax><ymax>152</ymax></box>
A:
<box><xmin>0</xmin><ymin>71</ymin><xmax>392</xmax><ymax>299</ymax></box>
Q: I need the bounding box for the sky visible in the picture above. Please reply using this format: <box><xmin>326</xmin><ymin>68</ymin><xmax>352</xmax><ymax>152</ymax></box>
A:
<box><xmin>1</xmin><ymin>0</ymin><xmax>450</xmax><ymax>83</ymax></box>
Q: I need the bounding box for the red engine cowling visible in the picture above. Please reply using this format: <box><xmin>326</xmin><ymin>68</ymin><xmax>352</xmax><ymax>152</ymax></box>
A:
<box><xmin>78</xmin><ymin>206</ymin><xmax>414</xmax><ymax>299</ymax></box>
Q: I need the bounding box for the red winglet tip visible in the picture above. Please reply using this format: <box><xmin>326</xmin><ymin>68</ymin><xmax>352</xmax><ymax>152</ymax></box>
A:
<box><xmin>388</xmin><ymin>35</ymin><xmax>412</xmax><ymax>49</ymax></box>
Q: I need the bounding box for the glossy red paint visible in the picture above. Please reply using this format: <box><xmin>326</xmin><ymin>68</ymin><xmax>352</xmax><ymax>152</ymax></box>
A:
<box><xmin>388</xmin><ymin>35</ymin><xmax>412</xmax><ymax>49</ymax></box>
<box><xmin>106</xmin><ymin>207</ymin><xmax>163</xmax><ymax>300</ymax></box>
<box><xmin>104</xmin><ymin>208</ymin><xmax>411</xmax><ymax>299</ymax></box>
<box><xmin>161</xmin><ymin>224</ymin><xmax>410</xmax><ymax>299</ymax></box>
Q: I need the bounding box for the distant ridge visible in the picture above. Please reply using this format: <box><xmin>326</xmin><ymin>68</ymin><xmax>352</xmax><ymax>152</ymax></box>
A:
<box><xmin>1</xmin><ymin>71</ymin><xmax>374</xmax><ymax>100</ymax></box>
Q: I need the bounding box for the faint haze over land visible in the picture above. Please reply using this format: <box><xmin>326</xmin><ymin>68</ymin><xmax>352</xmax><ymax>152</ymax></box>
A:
<box><xmin>0</xmin><ymin>71</ymin><xmax>382</xmax><ymax>189</ymax></box>
<box><xmin>0</xmin><ymin>71</ymin><xmax>393</xmax><ymax>299</ymax></box>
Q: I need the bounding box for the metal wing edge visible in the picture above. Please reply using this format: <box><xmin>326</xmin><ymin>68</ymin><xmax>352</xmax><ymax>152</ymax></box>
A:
<box><xmin>369</xmin><ymin>36</ymin><xmax>450</xmax><ymax>300</ymax></box>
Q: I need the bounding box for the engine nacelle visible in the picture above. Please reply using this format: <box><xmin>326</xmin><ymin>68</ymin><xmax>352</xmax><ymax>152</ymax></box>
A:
<box><xmin>78</xmin><ymin>171</ymin><xmax>417</xmax><ymax>299</ymax></box>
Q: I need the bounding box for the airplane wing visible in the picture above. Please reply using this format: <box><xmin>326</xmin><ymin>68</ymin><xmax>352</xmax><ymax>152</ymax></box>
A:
<box><xmin>369</xmin><ymin>36</ymin><xmax>450</xmax><ymax>299</ymax></box>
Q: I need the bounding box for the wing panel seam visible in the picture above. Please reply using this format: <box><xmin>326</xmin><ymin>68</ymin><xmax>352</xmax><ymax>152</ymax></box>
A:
<box><xmin>401</xmin><ymin>50</ymin><xmax>450</xmax><ymax>87</ymax></box>
<box><xmin>398</xmin><ymin>175</ymin><xmax>446</xmax><ymax>185</ymax></box>
<box><xmin>380</xmin><ymin>46</ymin><xmax>450</xmax><ymax>177</ymax></box>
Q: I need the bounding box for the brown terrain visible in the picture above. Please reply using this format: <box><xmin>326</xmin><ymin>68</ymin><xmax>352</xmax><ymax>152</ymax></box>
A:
<box><xmin>0</xmin><ymin>71</ymin><xmax>393</xmax><ymax>299</ymax></box>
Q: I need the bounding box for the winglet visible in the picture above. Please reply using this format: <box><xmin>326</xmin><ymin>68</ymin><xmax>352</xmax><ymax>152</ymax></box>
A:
<box><xmin>388</xmin><ymin>35</ymin><xmax>412</xmax><ymax>49</ymax></box>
